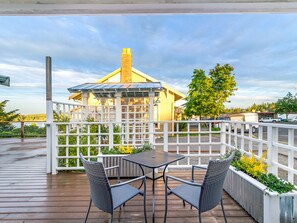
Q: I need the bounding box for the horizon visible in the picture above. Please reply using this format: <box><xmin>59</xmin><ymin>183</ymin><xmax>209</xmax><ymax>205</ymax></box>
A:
<box><xmin>0</xmin><ymin>14</ymin><xmax>297</xmax><ymax>114</ymax></box>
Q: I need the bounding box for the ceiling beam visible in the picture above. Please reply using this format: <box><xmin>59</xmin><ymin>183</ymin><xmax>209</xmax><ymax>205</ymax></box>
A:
<box><xmin>1</xmin><ymin>1</ymin><xmax>297</xmax><ymax>15</ymax></box>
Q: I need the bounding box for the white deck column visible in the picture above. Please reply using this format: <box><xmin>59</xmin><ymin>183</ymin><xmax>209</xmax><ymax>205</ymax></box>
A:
<box><xmin>115</xmin><ymin>92</ymin><xmax>122</xmax><ymax>124</ymax></box>
<box><xmin>82</xmin><ymin>91</ymin><xmax>89</xmax><ymax>120</ymax></box>
<box><xmin>267</xmin><ymin>126</ymin><xmax>278</xmax><ymax>175</ymax></box>
<box><xmin>220</xmin><ymin>122</ymin><xmax>226</xmax><ymax>155</ymax></box>
<box><xmin>46</xmin><ymin>56</ymin><xmax>53</xmax><ymax>174</ymax></box>
<box><xmin>149</xmin><ymin>92</ymin><xmax>154</xmax><ymax>145</ymax></box>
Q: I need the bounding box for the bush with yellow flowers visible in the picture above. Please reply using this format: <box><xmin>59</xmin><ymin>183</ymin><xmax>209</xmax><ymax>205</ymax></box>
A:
<box><xmin>236</xmin><ymin>151</ymin><xmax>267</xmax><ymax>178</ymax></box>
<box><xmin>101</xmin><ymin>143</ymin><xmax>153</xmax><ymax>155</ymax></box>
<box><xmin>226</xmin><ymin>149</ymin><xmax>296</xmax><ymax>194</ymax></box>
<box><xmin>119</xmin><ymin>145</ymin><xmax>134</xmax><ymax>154</ymax></box>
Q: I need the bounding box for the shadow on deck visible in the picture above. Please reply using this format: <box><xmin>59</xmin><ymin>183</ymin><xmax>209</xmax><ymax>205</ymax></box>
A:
<box><xmin>0</xmin><ymin>138</ymin><xmax>255</xmax><ymax>223</ymax></box>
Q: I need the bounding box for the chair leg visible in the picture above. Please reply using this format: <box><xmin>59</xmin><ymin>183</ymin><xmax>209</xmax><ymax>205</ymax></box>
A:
<box><xmin>164</xmin><ymin>192</ymin><xmax>168</xmax><ymax>223</ymax></box>
<box><xmin>143</xmin><ymin>191</ymin><xmax>147</xmax><ymax>223</ymax></box>
<box><xmin>110</xmin><ymin>213</ymin><xmax>113</xmax><ymax>223</ymax></box>
<box><xmin>198</xmin><ymin>211</ymin><xmax>202</xmax><ymax>223</ymax></box>
<box><xmin>84</xmin><ymin>198</ymin><xmax>92</xmax><ymax>223</ymax></box>
<box><xmin>221</xmin><ymin>199</ymin><xmax>227</xmax><ymax>223</ymax></box>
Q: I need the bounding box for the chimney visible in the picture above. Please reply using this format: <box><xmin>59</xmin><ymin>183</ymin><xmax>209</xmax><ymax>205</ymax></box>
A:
<box><xmin>121</xmin><ymin>48</ymin><xmax>132</xmax><ymax>82</ymax></box>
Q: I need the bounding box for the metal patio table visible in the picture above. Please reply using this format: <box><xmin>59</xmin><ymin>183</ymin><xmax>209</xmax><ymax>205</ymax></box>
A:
<box><xmin>123</xmin><ymin>150</ymin><xmax>185</xmax><ymax>222</ymax></box>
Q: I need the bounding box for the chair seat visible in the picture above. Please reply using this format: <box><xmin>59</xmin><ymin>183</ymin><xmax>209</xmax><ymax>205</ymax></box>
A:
<box><xmin>111</xmin><ymin>184</ymin><xmax>140</xmax><ymax>209</ymax></box>
<box><xmin>171</xmin><ymin>183</ymin><xmax>201</xmax><ymax>209</ymax></box>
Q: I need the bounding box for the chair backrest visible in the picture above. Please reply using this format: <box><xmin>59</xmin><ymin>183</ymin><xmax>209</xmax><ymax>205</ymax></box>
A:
<box><xmin>80</xmin><ymin>154</ymin><xmax>113</xmax><ymax>214</ymax></box>
<box><xmin>199</xmin><ymin>152</ymin><xmax>235</xmax><ymax>212</ymax></box>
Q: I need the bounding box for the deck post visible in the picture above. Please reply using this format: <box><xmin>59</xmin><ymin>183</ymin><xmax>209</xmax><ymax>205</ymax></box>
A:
<box><xmin>82</xmin><ymin>91</ymin><xmax>89</xmax><ymax>120</ymax></box>
<box><xmin>46</xmin><ymin>56</ymin><xmax>53</xmax><ymax>174</ymax></box>
<box><xmin>20</xmin><ymin>121</ymin><xmax>25</xmax><ymax>138</ymax></box>
<box><xmin>287</xmin><ymin>128</ymin><xmax>294</xmax><ymax>183</ymax></box>
<box><xmin>267</xmin><ymin>126</ymin><xmax>278</xmax><ymax>175</ymax></box>
<box><xmin>148</xmin><ymin>92</ymin><xmax>154</xmax><ymax>145</ymax></box>
<box><xmin>51</xmin><ymin>123</ymin><xmax>57</xmax><ymax>175</ymax></box>
<box><xmin>220</xmin><ymin>122</ymin><xmax>226</xmax><ymax>155</ymax></box>
<box><xmin>115</xmin><ymin>92</ymin><xmax>122</xmax><ymax>124</ymax></box>
<box><xmin>109</xmin><ymin>123</ymin><xmax>114</xmax><ymax>150</ymax></box>
<box><xmin>163</xmin><ymin>122</ymin><xmax>168</xmax><ymax>152</ymax></box>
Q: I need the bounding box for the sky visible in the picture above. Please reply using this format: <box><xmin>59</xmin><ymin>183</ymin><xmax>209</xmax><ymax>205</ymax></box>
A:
<box><xmin>0</xmin><ymin>14</ymin><xmax>297</xmax><ymax>114</ymax></box>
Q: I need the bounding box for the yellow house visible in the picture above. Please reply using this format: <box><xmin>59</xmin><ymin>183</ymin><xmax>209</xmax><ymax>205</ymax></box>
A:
<box><xmin>68</xmin><ymin>48</ymin><xmax>184</xmax><ymax>127</ymax></box>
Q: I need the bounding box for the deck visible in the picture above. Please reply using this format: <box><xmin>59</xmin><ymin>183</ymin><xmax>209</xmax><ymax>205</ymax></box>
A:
<box><xmin>0</xmin><ymin>138</ymin><xmax>255</xmax><ymax>223</ymax></box>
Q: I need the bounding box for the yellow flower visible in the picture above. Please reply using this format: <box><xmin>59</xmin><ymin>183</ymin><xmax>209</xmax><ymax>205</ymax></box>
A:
<box><xmin>239</xmin><ymin>150</ymin><xmax>267</xmax><ymax>177</ymax></box>
<box><xmin>120</xmin><ymin>145</ymin><xmax>134</xmax><ymax>154</ymax></box>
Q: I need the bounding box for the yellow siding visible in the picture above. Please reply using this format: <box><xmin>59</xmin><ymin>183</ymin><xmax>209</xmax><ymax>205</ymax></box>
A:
<box><xmin>158</xmin><ymin>91</ymin><xmax>175</xmax><ymax>121</ymax></box>
<box><xmin>132</xmin><ymin>71</ymin><xmax>146</xmax><ymax>82</ymax></box>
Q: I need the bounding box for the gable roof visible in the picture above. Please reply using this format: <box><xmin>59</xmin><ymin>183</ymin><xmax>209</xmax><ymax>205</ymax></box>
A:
<box><xmin>69</xmin><ymin>67</ymin><xmax>185</xmax><ymax>101</ymax></box>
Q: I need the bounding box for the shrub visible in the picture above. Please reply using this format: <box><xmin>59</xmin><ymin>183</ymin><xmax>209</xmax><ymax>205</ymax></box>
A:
<box><xmin>234</xmin><ymin>151</ymin><xmax>267</xmax><ymax>178</ymax></box>
<box><xmin>226</xmin><ymin>149</ymin><xmax>296</xmax><ymax>194</ymax></box>
<box><xmin>101</xmin><ymin>143</ymin><xmax>153</xmax><ymax>155</ymax></box>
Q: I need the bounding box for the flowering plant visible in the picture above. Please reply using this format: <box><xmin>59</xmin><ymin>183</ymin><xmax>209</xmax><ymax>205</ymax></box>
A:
<box><xmin>235</xmin><ymin>150</ymin><xmax>267</xmax><ymax>178</ymax></box>
<box><xmin>101</xmin><ymin>143</ymin><xmax>153</xmax><ymax>155</ymax></box>
<box><xmin>225</xmin><ymin>149</ymin><xmax>296</xmax><ymax>194</ymax></box>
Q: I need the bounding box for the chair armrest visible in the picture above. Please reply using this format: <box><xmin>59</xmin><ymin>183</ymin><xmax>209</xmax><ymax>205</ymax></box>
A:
<box><xmin>110</xmin><ymin>176</ymin><xmax>146</xmax><ymax>189</ymax></box>
<box><xmin>166</xmin><ymin>175</ymin><xmax>202</xmax><ymax>187</ymax></box>
<box><xmin>191</xmin><ymin>165</ymin><xmax>207</xmax><ymax>182</ymax></box>
<box><xmin>104</xmin><ymin>165</ymin><xmax>120</xmax><ymax>182</ymax></box>
<box><xmin>104</xmin><ymin>165</ymin><xmax>119</xmax><ymax>171</ymax></box>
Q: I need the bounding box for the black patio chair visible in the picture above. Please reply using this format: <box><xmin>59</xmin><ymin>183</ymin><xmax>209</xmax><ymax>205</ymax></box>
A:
<box><xmin>79</xmin><ymin>153</ymin><xmax>147</xmax><ymax>223</ymax></box>
<box><xmin>164</xmin><ymin>152</ymin><xmax>235</xmax><ymax>223</ymax></box>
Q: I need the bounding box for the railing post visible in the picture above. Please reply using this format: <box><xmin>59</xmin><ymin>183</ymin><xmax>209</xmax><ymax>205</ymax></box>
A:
<box><xmin>267</xmin><ymin>126</ymin><xmax>278</xmax><ymax>175</ymax></box>
<box><xmin>82</xmin><ymin>91</ymin><xmax>89</xmax><ymax>120</ymax></box>
<box><xmin>164</xmin><ymin>122</ymin><xmax>168</xmax><ymax>152</ymax></box>
<box><xmin>288</xmin><ymin>128</ymin><xmax>294</xmax><ymax>183</ymax></box>
<box><xmin>46</xmin><ymin>56</ymin><xmax>53</xmax><ymax>174</ymax></box>
<box><xmin>51</xmin><ymin>123</ymin><xmax>57</xmax><ymax>175</ymax></box>
<box><xmin>20</xmin><ymin>121</ymin><xmax>24</xmax><ymax>138</ymax></box>
<box><xmin>148</xmin><ymin>92</ymin><xmax>154</xmax><ymax>145</ymax></box>
<box><xmin>109</xmin><ymin>123</ymin><xmax>114</xmax><ymax>150</ymax></box>
<box><xmin>220</xmin><ymin>122</ymin><xmax>226</xmax><ymax>155</ymax></box>
<box><xmin>115</xmin><ymin>92</ymin><xmax>122</xmax><ymax>123</ymax></box>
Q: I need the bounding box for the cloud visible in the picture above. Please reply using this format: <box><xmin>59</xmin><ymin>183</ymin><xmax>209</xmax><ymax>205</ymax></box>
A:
<box><xmin>1</xmin><ymin>14</ymin><xmax>297</xmax><ymax>114</ymax></box>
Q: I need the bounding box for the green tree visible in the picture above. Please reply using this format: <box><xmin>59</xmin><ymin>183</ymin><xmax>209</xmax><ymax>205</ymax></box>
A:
<box><xmin>185</xmin><ymin>64</ymin><xmax>237</xmax><ymax>119</ymax></box>
<box><xmin>0</xmin><ymin>100</ymin><xmax>20</xmax><ymax>131</ymax></box>
<box><xmin>184</xmin><ymin>69</ymin><xmax>214</xmax><ymax>119</ymax></box>
<box><xmin>275</xmin><ymin>92</ymin><xmax>297</xmax><ymax>119</ymax></box>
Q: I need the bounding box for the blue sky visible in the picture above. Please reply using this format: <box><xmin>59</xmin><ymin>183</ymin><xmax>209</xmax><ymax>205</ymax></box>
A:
<box><xmin>0</xmin><ymin>14</ymin><xmax>297</xmax><ymax>114</ymax></box>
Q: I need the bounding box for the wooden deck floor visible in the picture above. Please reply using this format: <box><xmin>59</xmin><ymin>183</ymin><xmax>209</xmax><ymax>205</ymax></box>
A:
<box><xmin>0</xmin><ymin>138</ymin><xmax>256</xmax><ymax>223</ymax></box>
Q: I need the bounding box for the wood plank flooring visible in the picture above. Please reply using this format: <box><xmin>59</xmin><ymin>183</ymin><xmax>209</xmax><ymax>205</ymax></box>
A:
<box><xmin>0</xmin><ymin>138</ymin><xmax>256</xmax><ymax>223</ymax></box>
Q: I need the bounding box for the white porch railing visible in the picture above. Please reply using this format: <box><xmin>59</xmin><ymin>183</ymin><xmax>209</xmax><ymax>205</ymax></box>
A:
<box><xmin>53</xmin><ymin>101</ymin><xmax>151</xmax><ymax>123</ymax></box>
<box><xmin>49</xmin><ymin>120</ymin><xmax>297</xmax><ymax>186</ymax></box>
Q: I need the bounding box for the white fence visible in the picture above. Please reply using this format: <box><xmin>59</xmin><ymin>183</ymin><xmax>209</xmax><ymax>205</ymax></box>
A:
<box><xmin>49</xmin><ymin>120</ymin><xmax>297</xmax><ymax>185</ymax></box>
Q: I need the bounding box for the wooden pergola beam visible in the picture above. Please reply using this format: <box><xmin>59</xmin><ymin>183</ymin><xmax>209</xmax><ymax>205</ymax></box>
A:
<box><xmin>1</xmin><ymin>1</ymin><xmax>297</xmax><ymax>15</ymax></box>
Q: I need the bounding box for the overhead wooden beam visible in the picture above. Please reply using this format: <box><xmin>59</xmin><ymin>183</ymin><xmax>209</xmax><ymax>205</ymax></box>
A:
<box><xmin>1</xmin><ymin>1</ymin><xmax>297</xmax><ymax>15</ymax></box>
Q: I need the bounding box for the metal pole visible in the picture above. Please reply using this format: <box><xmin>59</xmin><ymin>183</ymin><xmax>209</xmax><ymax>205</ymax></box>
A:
<box><xmin>46</xmin><ymin>56</ymin><xmax>53</xmax><ymax>174</ymax></box>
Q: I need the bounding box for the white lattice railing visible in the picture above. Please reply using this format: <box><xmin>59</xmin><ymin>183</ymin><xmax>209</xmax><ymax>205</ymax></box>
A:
<box><xmin>53</xmin><ymin>101</ymin><xmax>85</xmax><ymax>122</ymax></box>
<box><xmin>49</xmin><ymin>120</ymin><xmax>297</xmax><ymax>185</ymax></box>
<box><xmin>53</xmin><ymin>102</ymin><xmax>151</xmax><ymax>123</ymax></box>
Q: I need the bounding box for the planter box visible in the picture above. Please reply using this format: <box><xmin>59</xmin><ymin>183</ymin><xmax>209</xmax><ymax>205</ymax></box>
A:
<box><xmin>224</xmin><ymin>167</ymin><xmax>297</xmax><ymax>223</ymax></box>
<box><xmin>99</xmin><ymin>155</ymin><xmax>151</xmax><ymax>178</ymax></box>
